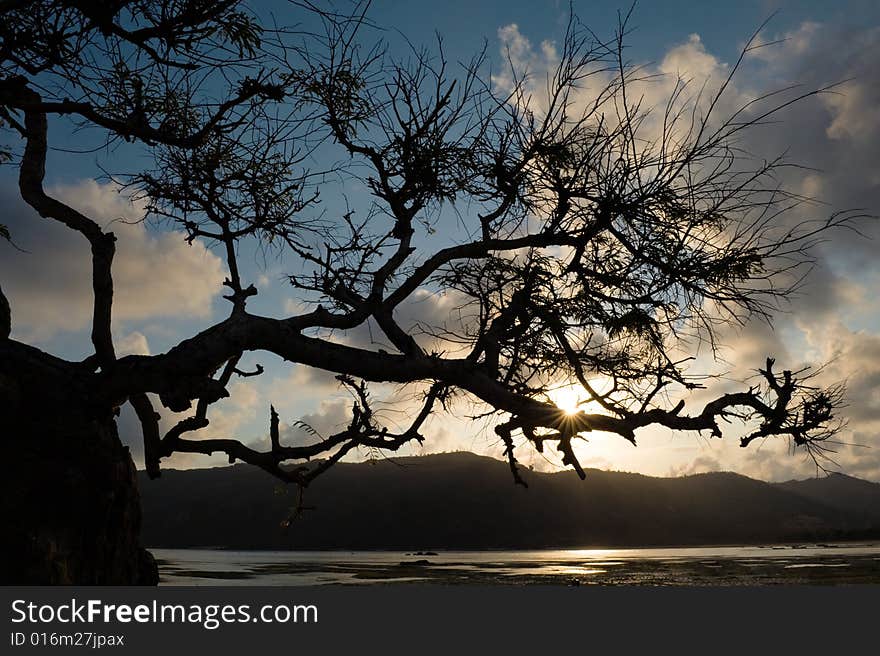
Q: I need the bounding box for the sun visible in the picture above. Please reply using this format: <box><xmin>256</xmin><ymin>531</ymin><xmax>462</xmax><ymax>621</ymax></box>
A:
<box><xmin>549</xmin><ymin>385</ymin><xmax>583</xmax><ymax>415</ymax></box>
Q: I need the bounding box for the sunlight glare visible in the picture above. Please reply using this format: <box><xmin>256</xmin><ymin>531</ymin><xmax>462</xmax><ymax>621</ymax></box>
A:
<box><xmin>549</xmin><ymin>385</ymin><xmax>582</xmax><ymax>415</ymax></box>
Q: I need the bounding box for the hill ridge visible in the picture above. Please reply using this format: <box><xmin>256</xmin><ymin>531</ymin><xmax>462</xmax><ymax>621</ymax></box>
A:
<box><xmin>138</xmin><ymin>452</ymin><xmax>880</xmax><ymax>550</ymax></box>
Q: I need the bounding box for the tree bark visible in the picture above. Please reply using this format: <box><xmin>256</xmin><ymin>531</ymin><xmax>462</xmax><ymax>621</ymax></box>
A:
<box><xmin>0</xmin><ymin>347</ymin><xmax>157</xmax><ymax>585</ymax></box>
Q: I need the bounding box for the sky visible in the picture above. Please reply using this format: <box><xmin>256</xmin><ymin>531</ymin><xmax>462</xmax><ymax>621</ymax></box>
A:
<box><xmin>3</xmin><ymin>0</ymin><xmax>880</xmax><ymax>483</ymax></box>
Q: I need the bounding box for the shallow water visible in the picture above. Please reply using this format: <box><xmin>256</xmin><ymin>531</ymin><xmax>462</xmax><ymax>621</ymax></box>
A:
<box><xmin>152</xmin><ymin>543</ymin><xmax>880</xmax><ymax>586</ymax></box>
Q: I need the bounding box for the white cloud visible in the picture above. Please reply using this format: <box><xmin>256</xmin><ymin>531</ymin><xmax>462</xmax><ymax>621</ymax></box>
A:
<box><xmin>668</xmin><ymin>455</ymin><xmax>723</xmax><ymax>477</ymax></box>
<box><xmin>116</xmin><ymin>330</ymin><xmax>151</xmax><ymax>356</ymax></box>
<box><xmin>281</xmin><ymin>398</ymin><xmax>352</xmax><ymax>444</ymax></box>
<box><xmin>824</xmin><ymin>80</ymin><xmax>880</xmax><ymax>142</ymax></box>
<box><xmin>659</xmin><ymin>33</ymin><xmax>725</xmax><ymax>81</ymax></box>
<box><xmin>483</xmin><ymin>20</ymin><xmax>880</xmax><ymax>482</ymax></box>
<box><xmin>118</xmin><ymin>378</ymin><xmax>267</xmax><ymax>471</ymax></box>
<box><xmin>207</xmin><ymin>380</ymin><xmax>263</xmax><ymax>438</ymax></box>
<box><xmin>494</xmin><ymin>24</ymin><xmax>559</xmax><ymax>88</ymax></box>
<box><xmin>1</xmin><ymin>179</ymin><xmax>225</xmax><ymax>342</ymax></box>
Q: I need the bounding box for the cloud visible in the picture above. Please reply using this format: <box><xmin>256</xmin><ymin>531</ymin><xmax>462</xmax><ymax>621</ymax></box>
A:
<box><xmin>117</xmin><ymin>377</ymin><xmax>267</xmax><ymax>471</ymax></box>
<box><xmin>302</xmin><ymin>287</ymin><xmax>477</xmax><ymax>356</ymax></box>
<box><xmin>282</xmin><ymin>363</ymin><xmax>346</xmax><ymax>393</ymax></box>
<box><xmin>129</xmin><ymin>21</ymin><xmax>880</xmax><ymax>482</ymax></box>
<box><xmin>494</xmin><ymin>21</ymin><xmax>749</xmax><ymax>146</ymax></box>
<box><xmin>116</xmin><ymin>331</ymin><xmax>151</xmax><ymax>356</ymax></box>
<box><xmin>475</xmin><ymin>18</ymin><xmax>880</xmax><ymax>480</ymax></box>
<box><xmin>492</xmin><ymin>24</ymin><xmax>560</xmax><ymax>100</ymax></box>
<box><xmin>483</xmin><ymin>20</ymin><xmax>880</xmax><ymax>482</ymax></box>
<box><xmin>280</xmin><ymin>398</ymin><xmax>352</xmax><ymax>446</ymax></box>
<box><xmin>0</xmin><ymin>179</ymin><xmax>225</xmax><ymax>343</ymax></box>
<box><xmin>206</xmin><ymin>380</ymin><xmax>263</xmax><ymax>438</ymax></box>
<box><xmin>737</xmin><ymin>442</ymin><xmax>826</xmax><ymax>483</ymax></box>
<box><xmin>737</xmin><ymin>22</ymin><xmax>880</xmax><ymax>266</ymax></box>
<box><xmin>283</xmin><ymin>298</ymin><xmax>308</xmax><ymax>315</ymax></box>
<box><xmin>668</xmin><ymin>455</ymin><xmax>723</xmax><ymax>477</ymax></box>
<box><xmin>391</xmin><ymin>288</ymin><xmax>477</xmax><ymax>354</ymax></box>
<box><xmin>824</xmin><ymin>80</ymin><xmax>880</xmax><ymax>142</ymax></box>
<box><xmin>10</xmin><ymin>19</ymin><xmax>880</xmax><ymax>485</ymax></box>
<box><xmin>660</xmin><ymin>33</ymin><xmax>726</xmax><ymax>81</ymax></box>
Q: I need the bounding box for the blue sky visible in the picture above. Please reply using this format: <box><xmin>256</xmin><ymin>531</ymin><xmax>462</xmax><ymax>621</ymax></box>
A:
<box><xmin>3</xmin><ymin>0</ymin><xmax>880</xmax><ymax>482</ymax></box>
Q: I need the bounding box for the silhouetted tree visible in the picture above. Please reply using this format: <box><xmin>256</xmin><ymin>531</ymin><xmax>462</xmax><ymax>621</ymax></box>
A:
<box><xmin>0</xmin><ymin>1</ymin><xmax>858</xmax><ymax>583</ymax></box>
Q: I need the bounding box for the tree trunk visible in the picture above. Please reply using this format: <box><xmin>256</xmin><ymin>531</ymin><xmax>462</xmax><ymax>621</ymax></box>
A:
<box><xmin>0</xmin><ymin>350</ymin><xmax>158</xmax><ymax>585</ymax></box>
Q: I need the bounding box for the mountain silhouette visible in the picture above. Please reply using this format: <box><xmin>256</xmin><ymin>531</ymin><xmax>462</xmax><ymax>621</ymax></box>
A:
<box><xmin>138</xmin><ymin>453</ymin><xmax>880</xmax><ymax>549</ymax></box>
<box><xmin>777</xmin><ymin>472</ymin><xmax>880</xmax><ymax>520</ymax></box>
